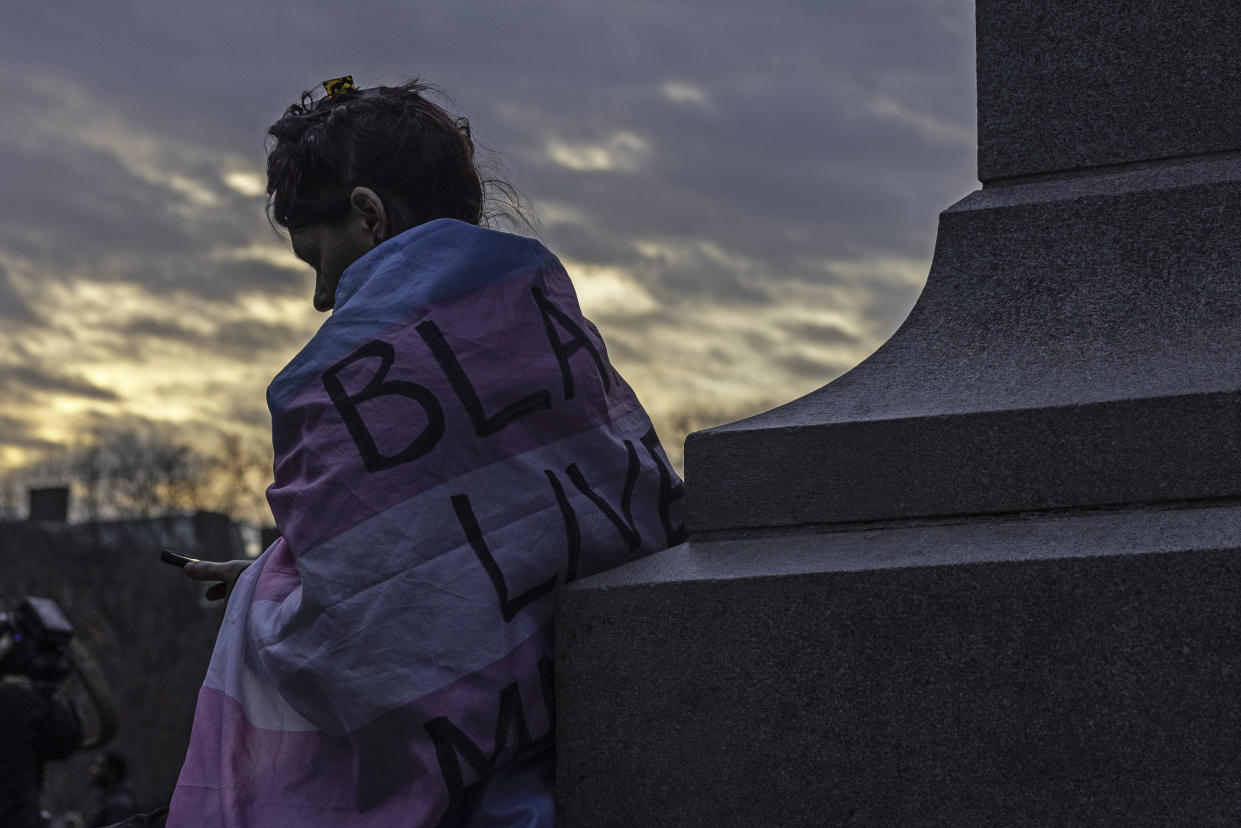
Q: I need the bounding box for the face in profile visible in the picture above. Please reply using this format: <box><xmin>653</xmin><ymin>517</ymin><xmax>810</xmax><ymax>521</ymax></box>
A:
<box><xmin>288</xmin><ymin>188</ymin><xmax>389</xmax><ymax>312</ymax></box>
<box><xmin>290</xmin><ymin>220</ymin><xmax>372</xmax><ymax>312</ymax></box>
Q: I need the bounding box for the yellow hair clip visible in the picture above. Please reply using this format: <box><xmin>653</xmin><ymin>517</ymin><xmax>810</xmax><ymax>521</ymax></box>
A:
<box><xmin>322</xmin><ymin>75</ymin><xmax>356</xmax><ymax>97</ymax></box>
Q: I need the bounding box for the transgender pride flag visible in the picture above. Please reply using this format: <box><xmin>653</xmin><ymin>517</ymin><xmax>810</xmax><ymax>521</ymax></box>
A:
<box><xmin>168</xmin><ymin>220</ymin><xmax>685</xmax><ymax>826</ymax></box>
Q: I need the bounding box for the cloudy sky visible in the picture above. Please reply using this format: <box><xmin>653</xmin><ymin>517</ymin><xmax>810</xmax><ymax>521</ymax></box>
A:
<box><xmin>0</xmin><ymin>0</ymin><xmax>978</xmax><ymax>477</ymax></box>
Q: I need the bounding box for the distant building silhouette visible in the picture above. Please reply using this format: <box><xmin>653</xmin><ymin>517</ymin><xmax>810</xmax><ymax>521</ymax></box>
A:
<box><xmin>10</xmin><ymin>487</ymin><xmax>245</xmax><ymax>561</ymax></box>
<box><xmin>28</xmin><ymin>487</ymin><xmax>70</xmax><ymax>523</ymax></box>
<box><xmin>0</xmin><ymin>491</ymin><xmax>231</xmax><ymax>814</ymax></box>
<box><xmin>260</xmin><ymin>526</ymin><xmax>281</xmax><ymax>551</ymax></box>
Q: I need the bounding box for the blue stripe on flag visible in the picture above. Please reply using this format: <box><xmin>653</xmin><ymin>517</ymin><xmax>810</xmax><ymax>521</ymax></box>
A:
<box><xmin>267</xmin><ymin>219</ymin><xmax>560</xmax><ymax>418</ymax></box>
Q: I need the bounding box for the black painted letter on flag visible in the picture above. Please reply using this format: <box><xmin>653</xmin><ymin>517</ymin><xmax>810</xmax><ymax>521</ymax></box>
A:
<box><xmin>322</xmin><ymin>339</ymin><xmax>445</xmax><ymax>472</ymax></box>
<box><xmin>452</xmin><ymin>493</ymin><xmax>558</xmax><ymax>622</ymax></box>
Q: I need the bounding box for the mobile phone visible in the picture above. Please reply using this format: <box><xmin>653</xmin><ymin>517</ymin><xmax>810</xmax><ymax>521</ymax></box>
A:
<box><xmin>160</xmin><ymin>548</ymin><xmax>200</xmax><ymax>568</ymax></box>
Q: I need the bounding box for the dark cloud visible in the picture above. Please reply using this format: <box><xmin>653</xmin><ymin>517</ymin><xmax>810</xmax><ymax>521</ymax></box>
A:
<box><xmin>124</xmin><ymin>256</ymin><xmax>306</xmax><ymax>304</ymax></box>
<box><xmin>0</xmin><ymin>0</ymin><xmax>980</xmax><ymax>463</ymax></box>
<box><xmin>0</xmin><ymin>1</ymin><xmax>977</xmax><ymax>291</ymax></box>
<box><xmin>225</xmin><ymin>403</ymin><xmax>275</xmax><ymax>430</ymax></box>
<box><xmin>784</xmin><ymin>322</ymin><xmax>862</xmax><ymax>348</ymax></box>
<box><xmin>120</xmin><ymin>316</ymin><xmax>198</xmax><ymax>341</ymax></box>
<box><xmin>0</xmin><ymin>413</ymin><xmax>58</xmax><ymax>452</ymax></box>
<box><xmin>742</xmin><ymin>330</ymin><xmax>777</xmax><ymax>355</ymax></box>
<box><xmin>210</xmin><ymin>318</ymin><xmax>308</xmax><ymax>355</ymax></box>
<box><xmin>121</xmin><ymin>314</ymin><xmax>306</xmax><ymax>357</ymax></box>
<box><xmin>0</xmin><ymin>364</ymin><xmax>120</xmax><ymax>401</ymax></box>
<box><xmin>0</xmin><ymin>265</ymin><xmax>38</xmax><ymax>323</ymax></box>
<box><xmin>0</xmin><ymin>413</ymin><xmax>34</xmax><ymax>441</ymax></box>
<box><xmin>229</xmin><ymin>260</ymin><xmax>309</xmax><ymax>299</ymax></box>
<box><xmin>777</xmin><ymin>352</ymin><xmax>854</xmax><ymax>380</ymax></box>
<box><xmin>0</xmin><ymin>125</ymin><xmax>203</xmax><ymax>267</ymax></box>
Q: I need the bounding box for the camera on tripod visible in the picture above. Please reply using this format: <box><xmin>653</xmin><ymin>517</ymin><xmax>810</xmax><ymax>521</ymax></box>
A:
<box><xmin>0</xmin><ymin>596</ymin><xmax>77</xmax><ymax>690</ymax></box>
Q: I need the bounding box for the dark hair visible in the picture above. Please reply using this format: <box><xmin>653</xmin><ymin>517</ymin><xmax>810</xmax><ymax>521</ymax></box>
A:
<box><xmin>265</xmin><ymin>80</ymin><xmax>524</xmax><ymax>235</ymax></box>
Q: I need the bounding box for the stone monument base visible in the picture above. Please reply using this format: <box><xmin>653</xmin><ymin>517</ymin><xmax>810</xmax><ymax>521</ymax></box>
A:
<box><xmin>556</xmin><ymin>502</ymin><xmax>1241</xmax><ymax>825</ymax></box>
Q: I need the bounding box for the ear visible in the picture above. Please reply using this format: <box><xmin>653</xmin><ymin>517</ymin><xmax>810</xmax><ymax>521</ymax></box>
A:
<box><xmin>348</xmin><ymin>186</ymin><xmax>388</xmax><ymax>245</ymax></box>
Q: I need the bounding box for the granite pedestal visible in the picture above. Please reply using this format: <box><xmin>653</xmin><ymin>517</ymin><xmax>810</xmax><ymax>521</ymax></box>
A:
<box><xmin>556</xmin><ymin>1</ymin><xmax>1241</xmax><ymax>823</ymax></box>
<box><xmin>559</xmin><ymin>504</ymin><xmax>1241</xmax><ymax>825</ymax></box>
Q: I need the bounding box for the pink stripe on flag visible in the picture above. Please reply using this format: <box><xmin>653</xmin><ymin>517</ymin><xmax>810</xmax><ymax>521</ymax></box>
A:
<box><xmin>169</xmin><ymin>626</ymin><xmax>553</xmax><ymax>826</ymax></box>
<box><xmin>267</xmin><ymin>268</ymin><xmax>639</xmax><ymax>556</ymax></box>
<box><xmin>253</xmin><ymin>537</ymin><xmax>300</xmax><ymax>602</ymax></box>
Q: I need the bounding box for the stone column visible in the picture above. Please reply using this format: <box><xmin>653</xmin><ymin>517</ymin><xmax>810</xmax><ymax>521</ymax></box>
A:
<box><xmin>556</xmin><ymin>1</ymin><xmax>1241</xmax><ymax>824</ymax></box>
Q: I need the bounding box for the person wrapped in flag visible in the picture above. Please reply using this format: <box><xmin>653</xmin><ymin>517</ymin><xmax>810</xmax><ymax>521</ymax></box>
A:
<box><xmin>169</xmin><ymin>77</ymin><xmax>685</xmax><ymax>827</ymax></box>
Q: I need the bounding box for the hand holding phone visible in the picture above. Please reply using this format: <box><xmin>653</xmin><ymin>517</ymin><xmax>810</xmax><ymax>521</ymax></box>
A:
<box><xmin>160</xmin><ymin>548</ymin><xmax>200</xmax><ymax>568</ymax></box>
<box><xmin>176</xmin><ymin>556</ymin><xmax>255</xmax><ymax>603</ymax></box>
